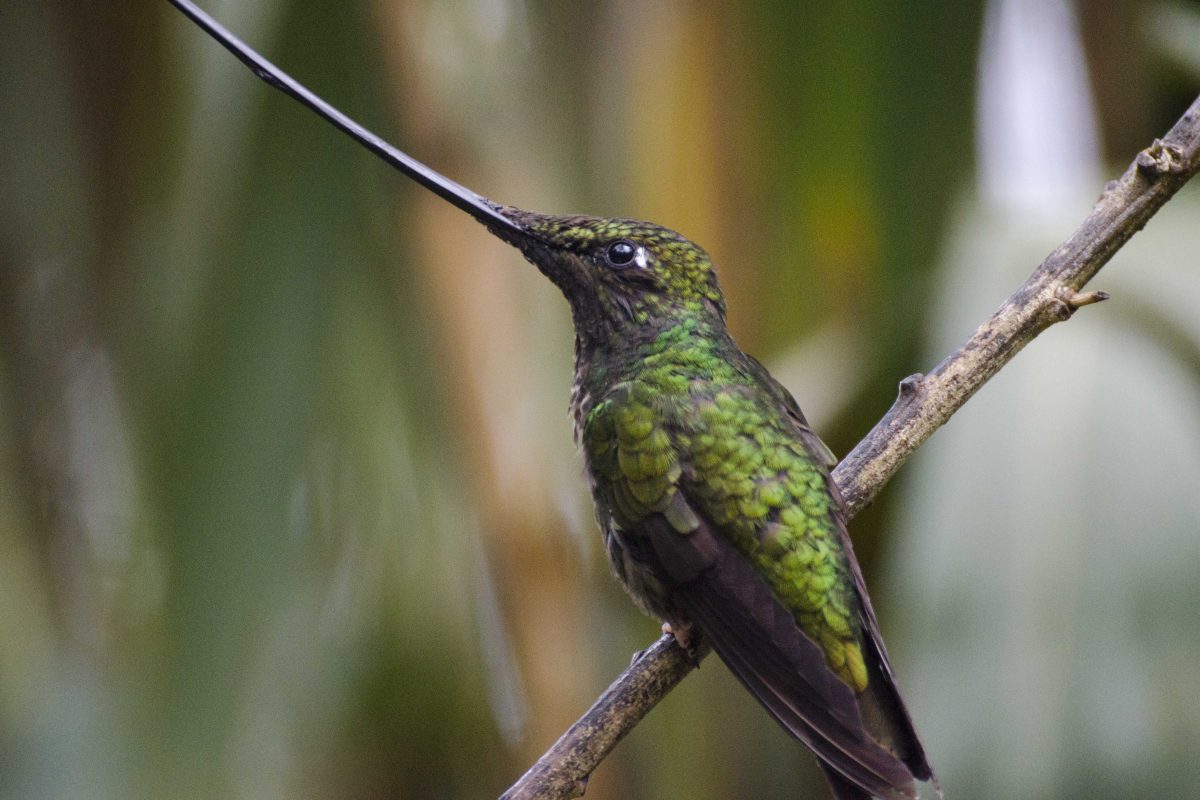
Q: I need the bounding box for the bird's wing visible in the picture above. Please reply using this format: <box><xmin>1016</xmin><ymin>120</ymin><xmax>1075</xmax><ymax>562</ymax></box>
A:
<box><xmin>823</xmin><ymin>477</ymin><xmax>935</xmax><ymax>784</ymax></box>
<box><xmin>750</xmin><ymin>359</ymin><xmax>935</xmax><ymax>786</ymax></box>
<box><xmin>638</xmin><ymin>508</ymin><xmax>918</xmax><ymax>800</ymax></box>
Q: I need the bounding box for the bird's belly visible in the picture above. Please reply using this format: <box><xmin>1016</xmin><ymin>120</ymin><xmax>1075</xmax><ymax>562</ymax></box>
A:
<box><xmin>601</xmin><ymin>520</ymin><xmax>683</xmax><ymax>627</ymax></box>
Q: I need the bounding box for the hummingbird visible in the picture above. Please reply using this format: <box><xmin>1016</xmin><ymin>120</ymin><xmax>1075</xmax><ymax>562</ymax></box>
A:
<box><xmin>169</xmin><ymin>2</ymin><xmax>935</xmax><ymax>798</ymax></box>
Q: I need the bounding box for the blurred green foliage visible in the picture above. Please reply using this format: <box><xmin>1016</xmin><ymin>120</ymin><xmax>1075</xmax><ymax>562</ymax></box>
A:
<box><xmin>1</xmin><ymin>1</ymin><xmax>1196</xmax><ymax>799</ymax></box>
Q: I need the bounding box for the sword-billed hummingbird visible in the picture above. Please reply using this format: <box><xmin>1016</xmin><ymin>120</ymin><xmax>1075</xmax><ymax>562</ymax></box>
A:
<box><xmin>169</xmin><ymin>3</ymin><xmax>935</xmax><ymax>797</ymax></box>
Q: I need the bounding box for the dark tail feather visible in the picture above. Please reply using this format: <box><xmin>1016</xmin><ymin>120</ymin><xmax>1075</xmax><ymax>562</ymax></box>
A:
<box><xmin>821</xmin><ymin>763</ymin><xmax>873</xmax><ymax>800</ymax></box>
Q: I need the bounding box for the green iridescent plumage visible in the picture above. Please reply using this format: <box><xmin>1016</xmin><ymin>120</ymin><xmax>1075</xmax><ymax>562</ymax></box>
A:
<box><xmin>581</xmin><ymin>319</ymin><xmax>868</xmax><ymax>691</ymax></box>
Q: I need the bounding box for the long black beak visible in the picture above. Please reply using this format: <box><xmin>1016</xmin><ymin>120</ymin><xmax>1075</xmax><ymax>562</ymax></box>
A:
<box><xmin>168</xmin><ymin>0</ymin><xmax>527</xmax><ymax>238</ymax></box>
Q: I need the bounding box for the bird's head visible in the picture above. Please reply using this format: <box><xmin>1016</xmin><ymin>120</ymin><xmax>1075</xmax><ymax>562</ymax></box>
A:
<box><xmin>494</xmin><ymin>210</ymin><xmax>728</xmax><ymax>346</ymax></box>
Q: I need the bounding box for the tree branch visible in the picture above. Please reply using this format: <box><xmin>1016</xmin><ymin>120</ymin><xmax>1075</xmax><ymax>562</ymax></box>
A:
<box><xmin>838</xmin><ymin>99</ymin><xmax>1200</xmax><ymax>515</ymax></box>
<box><xmin>500</xmin><ymin>93</ymin><xmax>1200</xmax><ymax>800</ymax></box>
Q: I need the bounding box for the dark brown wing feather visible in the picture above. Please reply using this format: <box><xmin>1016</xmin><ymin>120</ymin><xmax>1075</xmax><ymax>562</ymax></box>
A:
<box><xmin>640</xmin><ymin>514</ymin><xmax>920</xmax><ymax>800</ymax></box>
<box><xmin>825</xmin><ymin>478</ymin><xmax>934</xmax><ymax>784</ymax></box>
<box><xmin>820</xmin><ymin>763</ymin><xmax>875</xmax><ymax>800</ymax></box>
<box><xmin>750</xmin><ymin>356</ymin><xmax>936</xmax><ymax>786</ymax></box>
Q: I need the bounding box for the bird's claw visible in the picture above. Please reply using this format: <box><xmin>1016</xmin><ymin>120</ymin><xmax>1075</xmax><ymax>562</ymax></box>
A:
<box><xmin>663</xmin><ymin>622</ymin><xmax>702</xmax><ymax>666</ymax></box>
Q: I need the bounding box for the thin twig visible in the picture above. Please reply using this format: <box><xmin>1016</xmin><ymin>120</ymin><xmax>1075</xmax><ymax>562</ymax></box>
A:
<box><xmin>499</xmin><ymin>635</ymin><xmax>699</xmax><ymax>800</ymax></box>
<box><xmin>500</xmin><ymin>94</ymin><xmax>1200</xmax><ymax>800</ymax></box>
<box><xmin>838</xmin><ymin>99</ymin><xmax>1200</xmax><ymax>514</ymax></box>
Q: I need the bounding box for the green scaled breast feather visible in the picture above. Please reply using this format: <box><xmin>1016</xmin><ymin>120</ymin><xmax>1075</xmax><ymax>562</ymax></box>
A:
<box><xmin>582</xmin><ymin>321</ymin><xmax>868</xmax><ymax>692</ymax></box>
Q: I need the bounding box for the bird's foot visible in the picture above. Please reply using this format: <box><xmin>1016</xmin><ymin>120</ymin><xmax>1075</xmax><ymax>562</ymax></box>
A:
<box><xmin>662</xmin><ymin>622</ymin><xmax>702</xmax><ymax>666</ymax></box>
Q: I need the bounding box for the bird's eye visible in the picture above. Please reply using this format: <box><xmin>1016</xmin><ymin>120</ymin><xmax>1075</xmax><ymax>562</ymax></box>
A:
<box><xmin>605</xmin><ymin>240</ymin><xmax>638</xmax><ymax>268</ymax></box>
